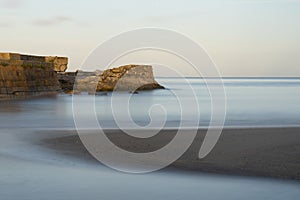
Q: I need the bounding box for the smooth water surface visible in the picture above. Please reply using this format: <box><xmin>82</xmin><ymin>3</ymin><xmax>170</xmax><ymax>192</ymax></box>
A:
<box><xmin>1</xmin><ymin>78</ymin><xmax>300</xmax><ymax>129</ymax></box>
<box><xmin>0</xmin><ymin>78</ymin><xmax>299</xmax><ymax>200</ymax></box>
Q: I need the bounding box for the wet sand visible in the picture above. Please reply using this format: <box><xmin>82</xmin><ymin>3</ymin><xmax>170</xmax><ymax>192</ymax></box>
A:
<box><xmin>39</xmin><ymin>127</ymin><xmax>300</xmax><ymax>180</ymax></box>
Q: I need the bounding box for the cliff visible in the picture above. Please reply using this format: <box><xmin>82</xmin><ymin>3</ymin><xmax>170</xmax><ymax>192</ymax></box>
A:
<box><xmin>0</xmin><ymin>53</ymin><xmax>68</xmax><ymax>99</ymax></box>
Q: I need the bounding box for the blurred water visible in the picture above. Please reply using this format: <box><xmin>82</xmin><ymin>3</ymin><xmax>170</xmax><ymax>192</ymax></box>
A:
<box><xmin>1</xmin><ymin>78</ymin><xmax>299</xmax><ymax>129</ymax></box>
<box><xmin>0</xmin><ymin>78</ymin><xmax>300</xmax><ymax>200</ymax></box>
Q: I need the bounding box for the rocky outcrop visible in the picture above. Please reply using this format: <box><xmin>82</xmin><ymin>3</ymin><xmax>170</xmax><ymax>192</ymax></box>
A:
<box><xmin>0</xmin><ymin>52</ymin><xmax>163</xmax><ymax>99</ymax></box>
<box><xmin>97</xmin><ymin>65</ymin><xmax>164</xmax><ymax>91</ymax></box>
<box><xmin>57</xmin><ymin>72</ymin><xmax>76</xmax><ymax>93</ymax></box>
<box><xmin>45</xmin><ymin>56</ymin><xmax>68</xmax><ymax>72</ymax></box>
<box><xmin>0</xmin><ymin>53</ymin><xmax>67</xmax><ymax>100</ymax></box>
<box><xmin>0</xmin><ymin>53</ymin><xmax>68</xmax><ymax>72</ymax></box>
<box><xmin>71</xmin><ymin>65</ymin><xmax>164</xmax><ymax>93</ymax></box>
<box><xmin>57</xmin><ymin>70</ymin><xmax>103</xmax><ymax>93</ymax></box>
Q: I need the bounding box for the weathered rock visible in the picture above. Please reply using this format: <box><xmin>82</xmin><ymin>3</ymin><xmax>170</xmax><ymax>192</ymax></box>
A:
<box><xmin>74</xmin><ymin>75</ymin><xmax>100</xmax><ymax>93</ymax></box>
<box><xmin>45</xmin><ymin>56</ymin><xmax>68</xmax><ymax>72</ymax></box>
<box><xmin>96</xmin><ymin>65</ymin><xmax>164</xmax><ymax>91</ymax></box>
<box><xmin>0</xmin><ymin>53</ymin><xmax>68</xmax><ymax>72</ymax></box>
<box><xmin>0</xmin><ymin>53</ymin><xmax>163</xmax><ymax>99</ymax></box>
<box><xmin>63</xmin><ymin>65</ymin><xmax>164</xmax><ymax>94</ymax></box>
<box><xmin>0</xmin><ymin>53</ymin><xmax>67</xmax><ymax>100</ymax></box>
<box><xmin>57</xmin><ymin>72</ymin><xmax>76</xmax><ymax>93</ymax></box>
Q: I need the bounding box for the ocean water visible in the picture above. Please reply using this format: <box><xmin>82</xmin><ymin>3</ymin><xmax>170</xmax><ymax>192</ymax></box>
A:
<box><xmin>1</xmin><ymin>78</ymin><xmax>300</xmax><ymax>129</ymax></box>
<box><xmin>0</xmin><ymin>78</ymin><xmax>300</xmax><ymax>200</ymax></box>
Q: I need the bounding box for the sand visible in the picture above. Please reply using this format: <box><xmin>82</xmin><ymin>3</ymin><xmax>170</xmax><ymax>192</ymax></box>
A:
<box><xmin>39</xmin><ymin>127</ymin><xmax>300</xmax><ymax>180</ymax></box>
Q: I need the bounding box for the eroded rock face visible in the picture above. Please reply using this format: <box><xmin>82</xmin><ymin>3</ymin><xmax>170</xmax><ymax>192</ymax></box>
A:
<box><xmin>0</xmin><ymin>53</ymin><xmax>67</xmax><ymax>99</ymax></box>
<box><xmin>57</xmin><ymin>72</ymin><xmax>77</xmax><ymax>93</ymax></box>
<box><xmin>0</xmin><ymin>53</ymin><xmax>163</xmax><ymax>99</ymax></box>
<box><xmin>45</xmin><ymin>56</ymin><xmax>68</xmax><ymax>72</ymax></box>
<box><xmin>66</xmin><ymin>65</ymin><xmax>164</xmax><ymax>94</ymax></box>
<box><xmin>96</xmin><ymin>65</ymin><xmax>164</xmax><ymax>91</ymax></box>
<box><xmin>0</xmin><ymin>53</ymin><xmax>68</xmax><ymax>72</ymax></box>
<box><xmin>58</xmin><ymin>70</ymin><xmax>103</xmax><ymax>94</ymax></box>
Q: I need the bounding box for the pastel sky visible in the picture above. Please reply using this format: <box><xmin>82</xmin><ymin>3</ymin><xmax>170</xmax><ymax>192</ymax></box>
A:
<box><xmin>0</xmin><ymin>0</ymin><xmax>300</xmax><ymax>76</ymax></box>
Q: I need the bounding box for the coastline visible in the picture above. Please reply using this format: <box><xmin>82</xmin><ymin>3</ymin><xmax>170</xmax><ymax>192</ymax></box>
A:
<box><xmin>39</xmin><ymin>127</ymin><xmax>300</xmax><ymax>180</ymax></box>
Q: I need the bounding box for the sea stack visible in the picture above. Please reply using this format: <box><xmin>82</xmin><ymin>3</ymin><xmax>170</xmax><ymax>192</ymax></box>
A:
<box><xmin>73</xmin><ymin>65</ymin><xmax>165</xmax><ymax>93</ymax></box>
<box><xmin>97</xmin><ymin>65</ymin><xmax>164</xmax><ymax>91</ymax></box>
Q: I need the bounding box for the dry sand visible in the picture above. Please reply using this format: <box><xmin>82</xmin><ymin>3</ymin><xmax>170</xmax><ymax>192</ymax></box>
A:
<box><xmin>39</xmin><ymin>127</ymin><xmax>300</xmax><ymax>180</ymax></box>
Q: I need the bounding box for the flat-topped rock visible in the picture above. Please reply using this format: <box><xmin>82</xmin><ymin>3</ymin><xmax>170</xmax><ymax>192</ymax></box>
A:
<box><xmin>0</xmin><ymin>53</ymin><xmax>68</xmax><ymax>72</ymax></box>
<box><xmin>97</xmin><ymin>65</ymin><xmax>164</xmax><ymax>91</ymax></box>
<box><xmin>71</xmin><ymin>65</ymin><xmax>164</xmax><ymax>93</ymax></box>
<box><xmin>0</xmin><ymin>53</ymin><xmax>68</xmax><ymax>100</ymax></box>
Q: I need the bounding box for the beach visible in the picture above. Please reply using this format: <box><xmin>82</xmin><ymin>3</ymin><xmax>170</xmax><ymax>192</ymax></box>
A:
<box><xmin>39</xmin><ymin>127</ymin><xmax>300</xmax><ymax>180</ymax></box>
<box><xmin>1</xmin><ymin>78</ymin><xmax>300</xmax><ymax>199</ymax></box>
<box><xmin>1</xmin><ymin>126</ymin><xmax>300</xmax><ymax>200</ymax></box>
<box><xmin>2</xmin><ymin>1</ymin><xmax>300</xmax><ymax>198</ymax></box>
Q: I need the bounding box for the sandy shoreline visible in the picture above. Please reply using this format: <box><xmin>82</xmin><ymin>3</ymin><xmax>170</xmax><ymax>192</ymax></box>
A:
<box><xmin>39</xmin><ymin>127</ymin><xmax>300</xmax><ymax>180</ymax></box>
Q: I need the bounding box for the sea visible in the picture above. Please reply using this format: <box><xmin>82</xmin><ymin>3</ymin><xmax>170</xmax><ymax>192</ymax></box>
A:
<box><xmin>1</xmin><ymin>77</ymin><xmax>300</xmax><ymax>129</ymax></box>
<box><xmin>0</xmin><ymin>78</ymin><xmax>299</xmax><ymax>200</ymax></box>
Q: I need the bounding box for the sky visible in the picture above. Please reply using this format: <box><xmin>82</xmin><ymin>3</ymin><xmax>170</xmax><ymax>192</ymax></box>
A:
<box><xmin>0</xmin><ymin>0</ymin><xmax>300</xmax><ymax>77</ymax></box>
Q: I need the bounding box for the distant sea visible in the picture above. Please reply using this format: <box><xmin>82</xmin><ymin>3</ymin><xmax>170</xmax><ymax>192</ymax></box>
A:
<box><xmin>0</xmin><ymin>77</ymin><xmax>299</xmax><ymax>130</ymax></box>
<box><xmin>0</xmin><ymin>78</ymin><xmax>300</xmax><ymax>128</ymax></box>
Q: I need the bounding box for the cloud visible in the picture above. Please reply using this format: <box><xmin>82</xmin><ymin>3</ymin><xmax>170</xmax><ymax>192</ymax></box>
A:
<box><xmin>33</xmin><ymin>16</ymin><xmax>72</xmax><ymax>26</ymax></box>
<box><xmin>1</xmin><ymin>0</ymin><xmax>26</xmax><ymax>9</ymax></box>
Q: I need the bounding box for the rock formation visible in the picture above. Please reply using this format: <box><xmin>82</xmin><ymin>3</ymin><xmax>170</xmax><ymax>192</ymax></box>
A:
<box><xmin>97</xmin><ymin>65</ymin><xmax>164</xmax><ymax>91</ymax></box>
<box><xmin>71</xmin><ymin>65</ymin><xmax>164</xmax><ymax>93</ymax></box>
<box><xmin>45</xmin><ymin>56</ymin><xmax>68</xmax><ymax>72</ymax></box>
<box><xmin>0</xmin><ymin>53</ymin><xmax>67</xmax><ymax>99</ymax></box>
<box><xmin>0</xmin><ymin>52</ymin><xmax>164</xmax><ymax>99</ymax></box>
<box><xmin>57</xmin><ymin>72</ymin><xmax>77</xmax><ymax>93</ymax></box>
<box><xmin>58</xmin><ymin>70</ymin><xmax>103</xmax><ymax>93</ymax></box>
